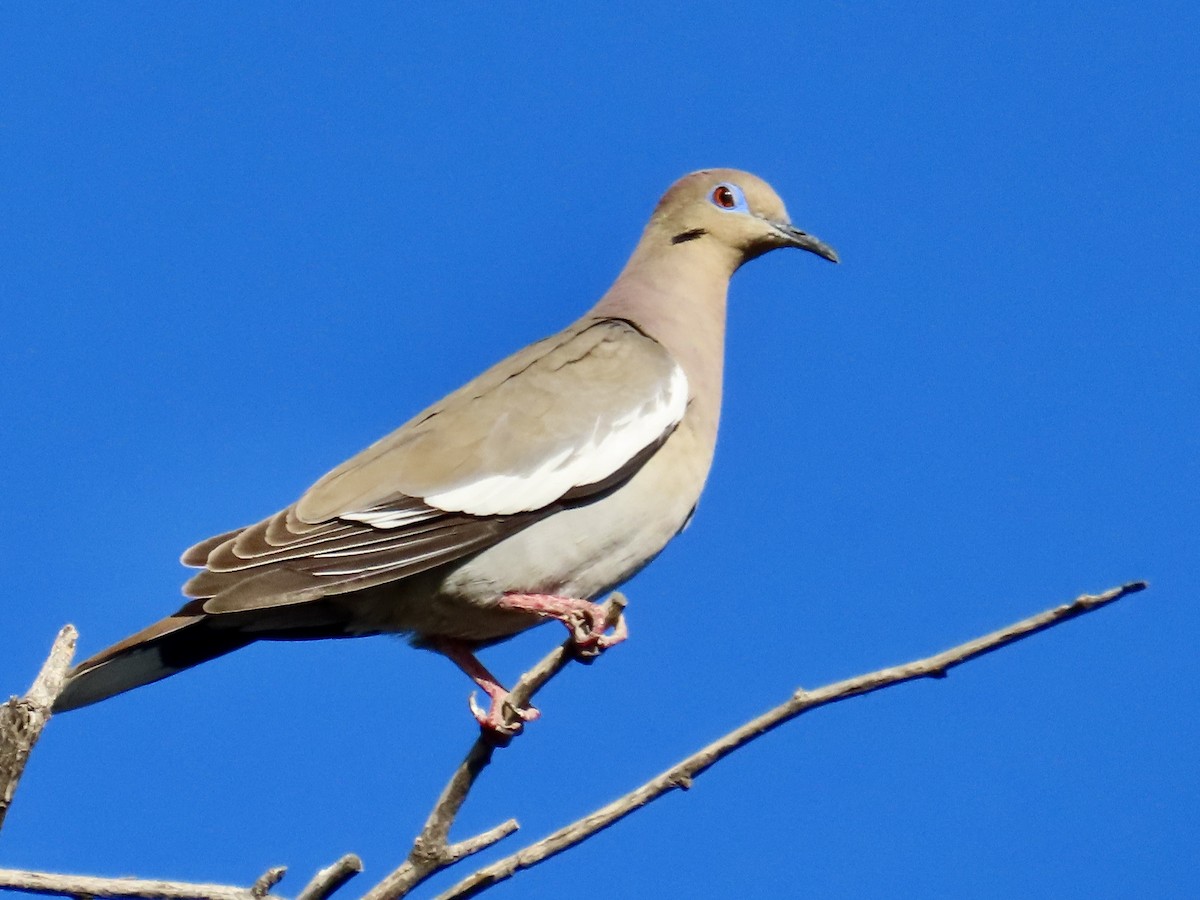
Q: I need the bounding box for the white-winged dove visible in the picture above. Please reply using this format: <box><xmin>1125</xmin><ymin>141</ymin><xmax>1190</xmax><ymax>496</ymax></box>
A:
<box><xmin>54</xmin><ymin>169</ymin><xmax>838</xmax><ymax>731</ymax></box>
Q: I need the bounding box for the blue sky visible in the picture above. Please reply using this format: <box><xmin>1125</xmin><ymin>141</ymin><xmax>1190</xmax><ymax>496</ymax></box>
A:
<box><xmin>2</xmin><ymin>3</ymin><xmax>1196</xmax><ymax>898</ymax></box>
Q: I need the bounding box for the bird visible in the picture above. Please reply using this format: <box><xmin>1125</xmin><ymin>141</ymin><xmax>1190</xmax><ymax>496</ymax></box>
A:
<box><xmin>53</xmin><ymin>168</ymin><xmax>838</xmax><ymax>731</ymax></box>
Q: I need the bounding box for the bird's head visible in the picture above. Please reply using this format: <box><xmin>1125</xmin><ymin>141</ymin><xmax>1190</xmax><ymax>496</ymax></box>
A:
<box><xmin>651</xmin><ymin>168</ymin><xmax>839</xmax><ymax>268</ymax></box>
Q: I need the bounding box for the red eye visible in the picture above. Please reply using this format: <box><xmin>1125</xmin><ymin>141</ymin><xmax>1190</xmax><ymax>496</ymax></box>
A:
<box><xmin>712</xmin><ymin>185</ymin><xmax>736</xmax><ymax>209</ymax></box>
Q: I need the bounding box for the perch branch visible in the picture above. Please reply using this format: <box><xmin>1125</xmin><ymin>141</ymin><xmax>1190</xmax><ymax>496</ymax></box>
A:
<box><xmin>359</xmin><ymin>595</ymin><xmax>627</xmax><ymax>900</ymax></box>
<box><xmin>0</xmin><ymin>625</ymin><xmax>76</xmax><ymax>831</ymax></box>
<box><xmin>438</xmin><ymin>581</ymin><xmax>1147</xmax><ymax>898</ymax></box>
<box><xmin>0</xmin><ymin>583</ymin><xmax>1144</xmax><ymax>900</ymax></box>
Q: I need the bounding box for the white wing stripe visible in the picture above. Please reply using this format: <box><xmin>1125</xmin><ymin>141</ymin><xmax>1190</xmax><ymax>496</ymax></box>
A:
<box><xmin>421</xmin><ymin>364</ymin><xmax>687</xmax><ymax>516</ymax></box>
<box><xmin>342</xmin><ymin>505</ymin><xmax>440</xmax><ymax>529</ymax></box>
<box><xmin>352</xmin><ymin>364</ymin><xmax>688</xmax><ymax>522</ymax></box>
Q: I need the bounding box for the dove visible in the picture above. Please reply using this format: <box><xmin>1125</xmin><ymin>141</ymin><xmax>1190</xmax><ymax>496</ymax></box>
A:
<box><xmin>53</xmin><ymin>168</ymin><xmax>838</xmax><ymax>731</ymax></box>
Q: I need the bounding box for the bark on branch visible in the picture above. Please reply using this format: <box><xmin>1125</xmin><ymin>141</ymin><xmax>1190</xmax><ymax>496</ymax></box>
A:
<box><xmin>0</xmin><ymin>858</ymin><xmax>360</xmax><ymax>900</ymax></box>
<box><xmin>0</xmin><ymin>625</ymin><xmax>76</xmax><ymax>830</ymax></box>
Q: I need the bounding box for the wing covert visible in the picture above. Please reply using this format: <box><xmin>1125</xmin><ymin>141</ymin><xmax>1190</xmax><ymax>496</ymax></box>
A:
<box><xmin>297</xmin><ymin>318</ymin><xmax>687</xmax><ymax>522</ymax></box>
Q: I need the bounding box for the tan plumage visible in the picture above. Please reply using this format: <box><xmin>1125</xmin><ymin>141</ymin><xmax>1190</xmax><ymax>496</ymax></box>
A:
<box><xmin>54</xmin><ymin>168</ymin><xmax>837</xmax><ymax>718</ymax></box>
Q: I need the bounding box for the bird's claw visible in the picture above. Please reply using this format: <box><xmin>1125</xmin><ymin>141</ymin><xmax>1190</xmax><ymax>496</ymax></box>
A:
<box><xmin>569</xmin><ymin>607</ymin><xmax>629</xmax><ymax>657</ymax></box>
<box><xmin>468</xmin><ymin>689</ymin><xmax>540</xmax><ymax>736</ymax></box>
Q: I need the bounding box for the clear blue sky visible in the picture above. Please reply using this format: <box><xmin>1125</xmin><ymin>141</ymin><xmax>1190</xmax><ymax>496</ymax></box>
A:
<box><xmin>2</xmin><ymin>4</ymin><xmax>1196</xmax><ymax>898</ymax></box>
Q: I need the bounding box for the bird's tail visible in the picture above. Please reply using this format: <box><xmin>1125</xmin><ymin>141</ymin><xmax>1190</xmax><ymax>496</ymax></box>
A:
<box><xmin>53</xmin><ymin>612</ymin><xmax>254</xmax><ymax>713</ymax></box>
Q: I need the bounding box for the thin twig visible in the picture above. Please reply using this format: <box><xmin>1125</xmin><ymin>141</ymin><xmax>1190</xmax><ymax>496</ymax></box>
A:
<box><xmin>250</xmin><ymin>867</ymin><xmax>287</xmax><ymax>898</ymax></box>
<box><xmin>360</xmin><ymin>595</ymin><xmax>627</xmax><ymax>900</ymax></box>
<box><xmin>437</xmin><ymin>582</ymin><xmax>1147</xmax><ymax>898</ymax></box>
<box><xmin>294</xmin><ymin>854</ymin><xmax>363</xmax><ymax>900</ymax></box>
<box><xmin>0</xmin><ymin>625</ymin><xmax>77</xmax><ymax>831</ymax></box>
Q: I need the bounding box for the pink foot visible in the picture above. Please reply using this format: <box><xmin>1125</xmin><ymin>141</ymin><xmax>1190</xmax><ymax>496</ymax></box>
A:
<box><xmin>497</xmin><ymin>593</ymin><xmax>628</xmax><ymax>656</ymax></box>
<box><xmin>467</xmin><ymin>685</ymin><xmax>541</xmax><ymax>736</ymax></box>
<box><xmin>431</xmin><ymin>637</ymin><xmax>540</xmax><ymax>736</ymax></box>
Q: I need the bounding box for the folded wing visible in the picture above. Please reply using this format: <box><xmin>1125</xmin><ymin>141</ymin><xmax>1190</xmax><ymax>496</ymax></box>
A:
<box><xmin>183</xmin><ymin>318</ymin><xmax>688</xmax><ymax>614</ymax></box>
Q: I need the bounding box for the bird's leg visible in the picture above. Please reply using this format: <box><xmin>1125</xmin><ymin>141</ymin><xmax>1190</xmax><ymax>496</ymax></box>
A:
<box><xmin>430</xmin><ymin>637</ymin><xmax>540</xmax><ymax>735</ymax></box>
<box><xmin>497</xmin><ymin>593</ymin><xmax>629</xmax><ymax>656</ymax></box>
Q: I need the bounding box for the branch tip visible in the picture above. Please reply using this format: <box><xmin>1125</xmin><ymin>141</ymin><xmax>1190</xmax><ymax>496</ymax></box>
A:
<box><xmin>296</xmin><ymin>854</ymin><xmax>363</xmax><ymax>900</ymax></box>
<box><xmin>251</xmin><ymin>866</ymin><xmax>286</xmax><ymax>897</ymax></box>
<box><xmin>25</xmin><ymin>625</ymin><xmax>78</xmax><ymax>707</ymax></box>
<box><xmin>447</xmin><ymin>818</ymin><xmax>520</xmax><ymax>861</ymax></box>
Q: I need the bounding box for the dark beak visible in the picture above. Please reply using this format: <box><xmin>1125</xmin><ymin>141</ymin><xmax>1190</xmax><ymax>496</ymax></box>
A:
<box><xmin>771</xmin><ymin>221</ymin><xmax>840</xmax><ymax>263</ymax></box>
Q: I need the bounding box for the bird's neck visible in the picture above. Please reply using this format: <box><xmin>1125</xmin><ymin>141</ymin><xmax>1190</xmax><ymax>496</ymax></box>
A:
<box><xmin>589</xmin><ymin>234</ymin><xmax>736</xmax><ymax>444</ymax></box>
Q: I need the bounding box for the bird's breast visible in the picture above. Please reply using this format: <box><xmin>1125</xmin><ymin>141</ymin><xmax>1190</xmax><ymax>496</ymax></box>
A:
<box><xmin>400</xmin><ymin>412</ymin><xmax>718</xmax><ymax>642</ymax></box>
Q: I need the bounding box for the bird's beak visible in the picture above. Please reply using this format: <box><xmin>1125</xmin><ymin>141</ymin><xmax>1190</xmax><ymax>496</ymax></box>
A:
<box><xmin>771</xmin><ymin>221</ymin><xmax>840</xmax><ymax>263</ymax></box>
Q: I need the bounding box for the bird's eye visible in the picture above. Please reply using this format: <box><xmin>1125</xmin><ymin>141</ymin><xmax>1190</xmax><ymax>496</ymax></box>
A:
<box><xmin>709</xmin><ymin>183</ymin><xmax>746</xmax><ymax>211</ymax></box>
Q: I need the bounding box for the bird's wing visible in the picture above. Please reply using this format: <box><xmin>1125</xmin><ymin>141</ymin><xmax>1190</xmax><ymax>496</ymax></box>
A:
<box><xmin>184</xmin><ymin>318</ymin><xmax>688</xmax><ymax>613</ymax></box>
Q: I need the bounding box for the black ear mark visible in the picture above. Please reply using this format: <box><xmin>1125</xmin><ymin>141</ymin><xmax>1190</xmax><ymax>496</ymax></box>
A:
<box><xmin>672</xmin><ymin>228</ymin><xmax>708</xmax><ymax>245</ymax></box>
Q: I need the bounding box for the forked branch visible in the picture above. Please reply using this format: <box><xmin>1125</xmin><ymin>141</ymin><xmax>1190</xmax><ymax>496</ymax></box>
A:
<box><xmin>434</xmin><ymin>581</ymin><xmax>1147</xmax><ymax>898</ymax></box>
<box><xmin>362</xmin><ymin>594</ymin><xmax>629</xmax><ymax>900</ymax></box>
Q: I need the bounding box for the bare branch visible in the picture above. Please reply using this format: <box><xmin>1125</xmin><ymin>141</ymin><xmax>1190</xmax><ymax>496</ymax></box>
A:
<box><xmin>250</xmin><ymin>867</ymin><xmax>287</xmax><ymax>898</ymax></box>
<box><xmin>0</xmin><ymin>855</ymin><xmax>366</xmax><ymax>900</ymax></box>
<box><xmin>294</xmin><ymin>854</ymin><xmax>363</xmax><ymax>900</ymax></box>
<box><xmin>438</xmin><ymin>582</ymin><xmax>1147</xmax><ymax>898</ymax></box>
<box><xmin>443</xmin><ymin>821</ymin><xmax>521</xmax><ymax>865</ymax></box>
<box><xmin>0</xmin><ymin>583</ymin><xmax>1144</xmax><ymax>900</ymax></box>
<box><xmin>0</xmin><ymin>625</ymin><xmax>77</xmax><ymax>831</ymax></box>
<box><xmin>0</xmin><ymin>867</ymin><xmax>267</xmax><ymax>900</ymax></box>
<box><xmin>360</xmin><ymin>596</ymin><xmax>627</xmax><ymax>900</ymax></box>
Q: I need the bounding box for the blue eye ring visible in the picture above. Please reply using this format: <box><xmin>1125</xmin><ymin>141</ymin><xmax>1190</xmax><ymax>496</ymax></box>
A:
<box><xmin>709</xmin><ymin>182</ymin><xmax>748</xmax><ymax>212</ymax></box>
